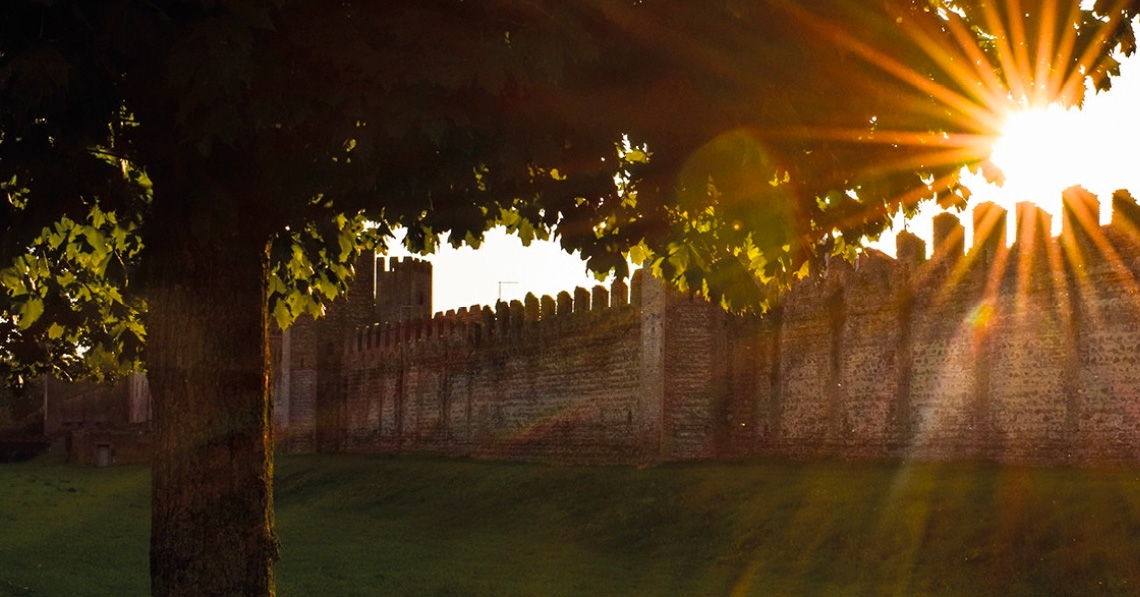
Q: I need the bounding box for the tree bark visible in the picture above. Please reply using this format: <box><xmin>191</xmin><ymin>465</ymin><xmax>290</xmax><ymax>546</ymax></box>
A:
<box><xmin>144</xmin><ymin>206</ymin><xmax>277</xmax><ymax>596</ymax></box>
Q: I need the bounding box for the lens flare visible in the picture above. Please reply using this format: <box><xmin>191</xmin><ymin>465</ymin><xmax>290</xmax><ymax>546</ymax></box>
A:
<box><xmin>989</xmin><ymin>105</ymin><xmax>1091</xmax><ymax>218</ymax></box>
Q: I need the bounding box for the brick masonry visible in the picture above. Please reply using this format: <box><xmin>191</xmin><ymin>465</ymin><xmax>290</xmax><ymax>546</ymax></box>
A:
<box><xmin>272</xmin><ymin>189</ymin><xmax>1140</xmax><ymax>465</ymax></box>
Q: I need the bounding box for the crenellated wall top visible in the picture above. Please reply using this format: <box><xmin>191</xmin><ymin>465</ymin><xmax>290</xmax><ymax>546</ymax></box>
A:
<box><xmin>345</xmin><ymin>272</ymin><xmax>646</xmax><ymax>355</ymax></box>
<box><xmin>378</xmin><ymin>255</ymin><xmax>432</xmax><ymax>274</ymax></box>
<box><xmin>790</xmin><ymin>188</ymin><xmax>1140</xmax><ymax>305</ymax></box>
<box><xmin>347</xmin><ymin>187</ymin><xmax>1140</xmax><ymax>356</ymax></box>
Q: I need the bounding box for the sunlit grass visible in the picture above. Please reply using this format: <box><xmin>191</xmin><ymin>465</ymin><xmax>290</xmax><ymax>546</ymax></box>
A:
<box><xmin>4</xmin><ymin>454</ymin><xmax>1140</xmax><ymax>596</ymax></box>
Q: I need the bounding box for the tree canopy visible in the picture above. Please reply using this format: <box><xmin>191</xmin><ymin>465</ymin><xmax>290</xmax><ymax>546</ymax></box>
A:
<box><xmin>2</xmin><ymin>1</ymin><xmax>1138</xmax><ymax>595</ymax></box>
<box><xmin>3</xmin><ymin>0</ymin><xmax>1138</xmax><ymax>383</ymax></box>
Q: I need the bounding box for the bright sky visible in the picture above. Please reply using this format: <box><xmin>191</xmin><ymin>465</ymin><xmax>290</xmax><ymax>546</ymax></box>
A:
<box><xmin>387</xmin><ymin>229</ymin><xmax>613</xmax><ymax>314</ymax></box>
<box><xmin>881</xmin><ymin>49</ymin><xmax>1140</xmax><ymax>254</ymax></box>
<box><xmin>396</xmin><ymin>49</ymin><xmax>1140</xmax><ymax>315</ymax></box>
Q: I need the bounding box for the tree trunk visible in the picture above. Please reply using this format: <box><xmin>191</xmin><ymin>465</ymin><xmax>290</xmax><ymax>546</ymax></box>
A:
<box><xmin>144</xmin><ymin>208</ymin><xmax>277</xmax><ymax>596</ymax></box>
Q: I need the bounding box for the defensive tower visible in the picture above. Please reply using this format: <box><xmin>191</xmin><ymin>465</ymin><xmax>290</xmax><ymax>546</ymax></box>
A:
<box><xmin>272</xmin><ymin>251</ymin><xmax>433</xmax><ymax>452</ymax></box>
<box><xmin>375</xmin><ymin>256</ymin><xmax>433</xmax><ymax>324</ymax></box>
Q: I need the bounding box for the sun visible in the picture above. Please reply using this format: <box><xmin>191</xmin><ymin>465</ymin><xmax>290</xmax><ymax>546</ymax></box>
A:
<box><xmin>988</xmin><ymin>104</ymin><xmax>1096</xmax><ymax>219</ymax></box>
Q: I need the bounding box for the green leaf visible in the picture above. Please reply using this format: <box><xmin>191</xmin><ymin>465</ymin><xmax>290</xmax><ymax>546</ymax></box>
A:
<box><xmin>90</xmin><ymin>206</ymin><xmax>106</xmax><ymax>229</ymax></box>
<box><xmin>626</xmin><ymin>242</ymin><xmax>651</xmax><ymax>266</ymax></box>
<box><xmin>0</xmin><ymin>269</ymin><xmax>24</xmax><ymax>294</ymax></box>
<box><xmin>272</xmin><ymin>300</ymin><xmax>293</xmax><ymax>331</ymax></box>
<box><xmin>17</xmin><ymin>298</ymin><xmax>44</xmax><ymax>330</ymax></box>
<box><xmin>314</xmin><ymin>275</ymin><xmax>338</xmax><ymax>301</ymax></box>
<box><xmin>624</xmin><ymin>148</ymin><xmax>650</xmax><ymax>164</ymax></box>
<box><xmin>795</xmin><ymin>260</ymin><xmax>812</xmax><ymax>280</ymax></box>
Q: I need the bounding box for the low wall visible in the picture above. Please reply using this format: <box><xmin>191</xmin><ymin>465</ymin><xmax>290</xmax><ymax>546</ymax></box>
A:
<box><xmin>68</xmin><ymin>428</ymin><xmax>152</xmax><ymax>467</ymax></box>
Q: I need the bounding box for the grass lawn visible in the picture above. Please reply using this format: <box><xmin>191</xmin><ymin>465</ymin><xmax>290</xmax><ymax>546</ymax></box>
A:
<box><xmin>3</xmin><ymin>452</ymin><xmax>1140</xmax><ymax>596</ymax></box>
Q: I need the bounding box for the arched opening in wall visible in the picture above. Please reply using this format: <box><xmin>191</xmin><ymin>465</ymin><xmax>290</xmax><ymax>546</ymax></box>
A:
<box><xmin>417</xmin><ymin>291</ymin><xmax>425</xmax><ymax>306</ymax></box>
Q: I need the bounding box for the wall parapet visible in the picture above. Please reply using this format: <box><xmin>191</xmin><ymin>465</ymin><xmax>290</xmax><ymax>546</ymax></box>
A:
<box><xmin>346</xmin><ymin>274</ymin><xmax>640</xmax><ymax>357</ymax></box>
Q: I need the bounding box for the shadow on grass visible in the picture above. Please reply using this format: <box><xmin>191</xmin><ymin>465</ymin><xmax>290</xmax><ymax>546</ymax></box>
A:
<box><xmin>3</xmin><ymin>453</ymin><xmax>1140</xmax><ymax>596</ymax></box>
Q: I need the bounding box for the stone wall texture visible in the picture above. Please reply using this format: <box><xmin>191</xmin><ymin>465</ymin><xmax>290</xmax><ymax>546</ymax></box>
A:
<box><xmin>336</xmin><ymin>283</ymin><xmax>663</xmax><ymax>462</ymax></box>
<box><xmin>272</xmin><ymin>189</ymin><xmax>1140</xmax><ymax>466</ymax></box>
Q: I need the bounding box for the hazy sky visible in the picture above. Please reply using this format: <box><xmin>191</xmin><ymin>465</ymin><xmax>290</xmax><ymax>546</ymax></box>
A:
<box><xmin>395</xmin><ymin>49</ymin><xmax>1140</xmax><ymax>314</ymax></box>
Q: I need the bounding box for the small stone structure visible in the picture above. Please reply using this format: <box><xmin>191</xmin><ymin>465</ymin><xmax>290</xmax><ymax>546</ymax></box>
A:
<box><xmin>42</xmin><ymin>373</ymin><xmax>152</xmax><ymax>466</ymax></box>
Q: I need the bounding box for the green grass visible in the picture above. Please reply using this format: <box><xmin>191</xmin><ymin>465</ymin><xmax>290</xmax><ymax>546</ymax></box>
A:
<box><xmin>0</xmin><ymin>453</ymin><xmax>149</xmax><ymax>597</ymax></box>
<box><xmin>3</xmin><ymin>454</ymin><xmax>1140</xmax><ymax>596</ymax></box>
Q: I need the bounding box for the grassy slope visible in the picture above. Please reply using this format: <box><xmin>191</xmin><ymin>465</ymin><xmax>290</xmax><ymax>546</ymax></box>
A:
<box><xmin>2</xmin><ymin>453</ymin><xmax>1140</xmax><ymax>596</ymax></box>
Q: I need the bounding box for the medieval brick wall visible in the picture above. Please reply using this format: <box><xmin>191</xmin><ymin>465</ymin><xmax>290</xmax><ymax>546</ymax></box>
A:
<box><xmin>276</xmin><ymin>188</ymin><xmax>1140</xmax><ymax>467</ymax></box>
<box><xmin>730</xmin><ymin>191</ymin><xmax>1140</xmax><ymax>465</ymax></box>
<box><xmin>46</xmin><ymin>191</ymin><xmax>1140</xmax><ymax>466</ymax></box>
<box><xmin>337</xmin><ymin>277</ymin><xmax>679</xmax><ymax>463</ymax></box>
